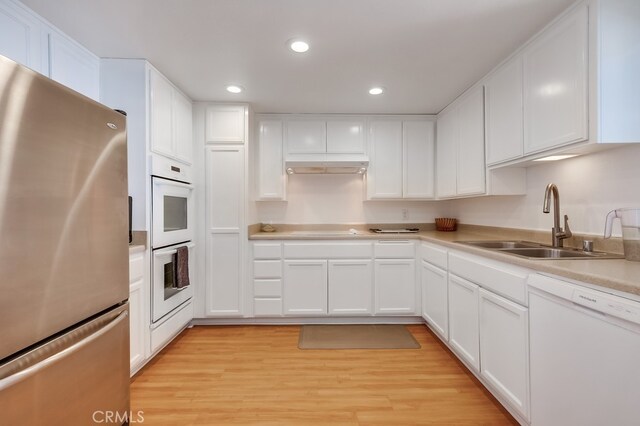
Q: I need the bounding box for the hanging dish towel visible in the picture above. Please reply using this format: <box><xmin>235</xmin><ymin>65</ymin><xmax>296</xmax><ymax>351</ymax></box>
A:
<box><xmin>174</xmin><ymin>246</ymin><xmax>190</xmax><ymax>288</ymax></box>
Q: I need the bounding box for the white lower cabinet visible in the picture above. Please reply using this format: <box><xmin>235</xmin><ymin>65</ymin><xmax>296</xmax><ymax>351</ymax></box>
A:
<box><xmin>375</xmin><ymin>259</ymin><xmax>416</xmax><ymax>315</ymax></box>
<box><xmin>328</xmin><ymin>260</ymin><xmax>373</xmax><ymax>315</ymax></box>
<box><xmin>447</xmin><ymin>274</ymin><xmax>480</xmax><ymax>371</ymax></box>
<box><xmin>253</xmin><ymin>240</ymin><xmax>417</xmax><ymax>318</ymax></box>
<box><xmin>128</xmin><ymin>250</ymin><xmax>146</xmax><ymax>376</ymax></box>
<box><xmin>128</xmin><ymin>280</ymin><xmax>144</xmax><ymax>373</ymax></box>
<box><xmin>479</xmin><ymin>288</ymin><xmax>530</xmax><ymax>421</ymax></box>
<box><xmin>150</xmin><ymin>301</ymin><xmax>193</xmax><ymax>354</ymax></box>
<box><xmin>420</xmin><ymin>260</ymin><xmax>448</xmax><ymax>339</ymax></box>
<box><xmin>283</xmin><ymin>260</ymin><xmax>328</xmax><ymax>316</ymax></box>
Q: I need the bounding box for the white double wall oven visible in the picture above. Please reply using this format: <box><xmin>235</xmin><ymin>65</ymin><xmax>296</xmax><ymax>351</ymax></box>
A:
<box><xmin>151</xmin><ymin>172</ymin><xmax>195</xmax><ymax>323</ymax></box>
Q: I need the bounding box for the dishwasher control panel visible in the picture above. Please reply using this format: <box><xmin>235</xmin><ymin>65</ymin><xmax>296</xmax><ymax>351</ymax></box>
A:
<box><xmin>571</xmin><ymin>289</ymin><xmax>640</xmax><ymax>325</ymax></box>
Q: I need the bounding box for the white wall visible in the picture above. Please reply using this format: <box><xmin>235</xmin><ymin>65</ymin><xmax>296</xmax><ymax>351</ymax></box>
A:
<box><xmin>100</xmin><ymin>59</ymin><xmax>149</xmax><ymax>231</ymax></box>
<box><xmin>449</xmin><ymin>145</ymin><xmax>640</xmax><ymax>237</ymax></box>
<box><xmin>255</xmin><ymin>174</ymin><xmax>448</xmax><ymax>224</ymax></box>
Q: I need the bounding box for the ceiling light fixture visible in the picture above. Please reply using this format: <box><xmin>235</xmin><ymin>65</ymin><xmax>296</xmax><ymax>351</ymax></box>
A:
<box><xmin>288</xmin><ymin>39</ymin><xmax>309</xmax><ymax>53</ymax></box>
<box><xmin>226</xmin><ymin>85</ymin><xmax>243</xmax><ymax>94</ymax></box>
<box><xmin>533</xmin><ymin>154</ymin><xmax>578</xmax><ymax>162</ymax></box>
<box><xmin>369</xmin><ymin>87</ymin><xmax>384</xmax><ymax>95</ymax></box>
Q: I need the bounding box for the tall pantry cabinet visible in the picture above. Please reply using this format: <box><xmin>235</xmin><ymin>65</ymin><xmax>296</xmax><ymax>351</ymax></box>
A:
<box><xmin>198</xmin><ymin>104</ymin><xmax>252</xmax><ymax>317</ymax></box>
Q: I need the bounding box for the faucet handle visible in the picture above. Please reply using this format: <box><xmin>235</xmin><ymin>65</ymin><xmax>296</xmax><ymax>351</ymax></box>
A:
<box><xmin>563</xmin><ymin>215</ymin><xmax>572</xmax><ymax>239</ymax></box>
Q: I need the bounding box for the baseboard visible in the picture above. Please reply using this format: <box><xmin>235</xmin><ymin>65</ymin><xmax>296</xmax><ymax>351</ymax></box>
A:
<box><xmin>190</xmin><ymin>316</ymin><xmax>425</xmax><ymax>326</ymax></box>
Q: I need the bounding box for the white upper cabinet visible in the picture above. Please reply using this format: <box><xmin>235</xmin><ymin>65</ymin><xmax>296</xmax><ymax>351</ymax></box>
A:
<box><xmin>456</xmin><ymin>87</ymin><xmax>486</xmax><ymax>196</ymax></box>
<box><xmin>523</xmin><ymin>3</ymin><xmax>588</xmax><ymax>154</ymax></box>
<box><xmin>149</xmin><ymin>67</ymin><xmax>193</xmax><ymax>165</ymax></box>
<box><xmin>0</xmin><ymin>0</ymin><xmax>43</xmax><ymax>73</ymax></box>
<box><xmin>367</xmin><ymin>120</ymin><xmax>403</xmax><ymax>199</ymax></box>
<box><xmin>367</xmin><ymin>117</ymin><xmax>435</xmax><ymax>200</ymax></box>
<box><xmin>284</xmin><ymin>116</ymin><xmax>367</xmax><ymax>157</ymax></box>
<box><xmin>206</xmin><ymin>105</ymin><xmax>246</xmax><ymax>144</ymax></box>
<box><xmin>257</xmin><ymin>119</ymin><xmax>286</xmax><ymax>200</ymax></box>
<box><xmin>436</xmin><ymin>87</ymin><xmax>486</xmax><ymax>198</ymax></box>
<box><xmin>404</xmin><ymin>120</ymin><xmax>435</xmax><ymax>199</ymax></box>
<box><xmin>597</xmin><ymin>0</ymin><xmax>640</xmax><ymax>143</ymax></box>
<box><xmin>326</xmin><ymin>120</ymin><xmax>365</xmax><ymax>153</ymax></box>
<box><xmin>0</xmin><ymin>0</ymin><xmax>99</xmax><ymax>100</ymax></box>
<box><xmin>149</xmin><ymin>69</ymin><xmax>174</xmax><ymax>157</ymax></box>
<box><xmin>460</xmin><ymin>0</ymin><xmax>640</xmax><ymax>168</ymax></box>
<box><xmin>435</xmin><ymin>110</ymin><xmax>457</xmax><ymax>199</ymax></box>
<box><xmin>174</xmin><ymin>91</ymin><xmax>193</xmax><ymax>162</ymax></box>
<box><xmin>485</xmin><ymin>56</ymin><xmax>524</xmax><ymax>165</ymax></box>
<box><xmin>286</xmin><ymin>119</ymin><xmax>326</xmax><ymax>154</ymax></box>
<box><xmin>46</xmin><ymin>28</ymin><xmax>100</xmax><ymax>101</ymax></box>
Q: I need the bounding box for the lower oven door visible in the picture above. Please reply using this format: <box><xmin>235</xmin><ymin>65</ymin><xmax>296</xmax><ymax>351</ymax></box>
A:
<box><xmin>152</xmin><ymin>242</ymin><xmax>195</xmax><ymax>323</ymax></box>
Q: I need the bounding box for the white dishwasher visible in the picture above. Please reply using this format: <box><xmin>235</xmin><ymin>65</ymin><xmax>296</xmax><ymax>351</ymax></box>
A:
<box><xmin>528</xmin><ymin>274</ymin><xmax>640</xmax><ymax>426</ymax></box>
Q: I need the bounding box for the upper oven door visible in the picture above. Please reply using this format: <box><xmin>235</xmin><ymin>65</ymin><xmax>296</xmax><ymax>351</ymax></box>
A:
<box><xmin>152</xmin><ymin>177</ymin><xmax>194</xmax><ymax>248</ymax></box>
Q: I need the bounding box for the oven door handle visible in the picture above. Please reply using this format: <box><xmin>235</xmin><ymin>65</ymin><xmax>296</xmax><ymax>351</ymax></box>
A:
<box><xmin>153</xmin><ymin>242</ymin><xmax>196</xmax><ymax>256</ymax></box>
<box><xmin>153</xmin><ymin>179</ymin><xmax>194</xmax><ymax>190</ymax></box>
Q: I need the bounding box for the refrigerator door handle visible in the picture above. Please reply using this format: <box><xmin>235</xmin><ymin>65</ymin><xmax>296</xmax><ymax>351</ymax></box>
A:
<box><xmin>0</xmin><ymin>311</ymin><xmax>128</xmax><ymax>392</ymax></box>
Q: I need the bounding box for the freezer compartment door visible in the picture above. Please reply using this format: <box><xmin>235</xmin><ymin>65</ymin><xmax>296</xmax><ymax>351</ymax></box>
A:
<box><xmin>0</xmin><ymin>56</ymin><xmax>129</xmax><ymax>360</ymax></box>
<box><xmin>0</xmin><ymin>304</ymin><xmax>130</xmax><ymax>425</ymax></box>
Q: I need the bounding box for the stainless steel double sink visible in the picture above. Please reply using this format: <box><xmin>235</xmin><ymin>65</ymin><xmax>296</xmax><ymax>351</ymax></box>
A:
<box><xmin>458</xmin><ymin>240</ymin><xmax>623</xmax><ymax>260</ymax></box>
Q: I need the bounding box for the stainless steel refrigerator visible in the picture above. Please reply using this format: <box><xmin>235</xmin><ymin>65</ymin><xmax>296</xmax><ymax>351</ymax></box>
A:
<box><xmin>0</xmin><ymin>55</ymin><xmax>130</xmax><ymax>424</ymax></box>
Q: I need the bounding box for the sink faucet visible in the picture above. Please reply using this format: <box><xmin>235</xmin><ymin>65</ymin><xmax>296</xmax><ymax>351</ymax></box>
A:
<box><xmin>543</xmin><ymin>183</ymin><xmax>572</xmax><ymax>247</ymax></box>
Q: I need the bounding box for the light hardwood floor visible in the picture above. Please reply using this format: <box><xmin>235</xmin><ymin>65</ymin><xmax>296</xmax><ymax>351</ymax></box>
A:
<box><xmin>131</xmin><ymin>325</ymin><xmax>517</xmax><ymax>425</ymax></box>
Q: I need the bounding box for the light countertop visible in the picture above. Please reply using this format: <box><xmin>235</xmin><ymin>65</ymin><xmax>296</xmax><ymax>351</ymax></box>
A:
<box><xmin>129</xmin><ymin>244</ymin><xmax>145</xmax><ymax>255</ymax></box>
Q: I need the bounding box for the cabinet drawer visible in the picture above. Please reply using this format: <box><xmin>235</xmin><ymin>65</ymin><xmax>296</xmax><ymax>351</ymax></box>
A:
<box><xmin>254</xmin><ymin>298</ymin><xmax>282</xmax><ymax>316</ymax></box>
<box><xmin>253</xmin><ymin>260</ymin><xmax>282</xmax><ymax>278</ymax></box>
<box><xmin>449</xmin><ymin>251</ymin><xmax>529</xmax><ymax>305</ymax></box>
<box><xmin>129</xmin><ymin>253</ymin><xmax>144</xmax><ymax>283</ymax></box>
<box><xmin>419</xmin><ymin>242</ymin><xmax>447</xmax><ymax>269</ymax></box>
<box><xmin>253</xmin><ymin>242</ymin><xmax>282</xmax><ymax>259</ymax></box>
<box><xmin>283</xmin><ymin>242</ymin><xmax>373</xmax><ymax>259</ymax></box>
<box><xmin>254</xmin><ymin>279</ymin><xmax>282</xmax><ymax>297</ymax></box>
<box><xmin>374</xmin><ymin>240</ymin><xmax>415</xmax><ymax>258</ymax></box>
<box><xmin>150</xmin><ymin>301</ymin><xmax>192</xmax><ymax>353</ymax></box>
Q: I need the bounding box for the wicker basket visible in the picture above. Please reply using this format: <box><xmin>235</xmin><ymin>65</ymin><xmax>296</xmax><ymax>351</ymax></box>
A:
<box><xmin>435</xmin><ymin>217</ymin><xmax>457</xmax><ymax>232</ymax></box>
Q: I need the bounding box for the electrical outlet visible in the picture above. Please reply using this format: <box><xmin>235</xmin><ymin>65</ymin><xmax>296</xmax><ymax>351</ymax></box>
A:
<box><xmin>401</xmin><ymin>209</ymin><xmax>409</xmax><ymax>221</ymax></box>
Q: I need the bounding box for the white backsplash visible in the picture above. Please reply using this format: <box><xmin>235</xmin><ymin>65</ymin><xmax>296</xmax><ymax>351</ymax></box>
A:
<box><xmin>255</xmin><ymin>174</ymin><xmax>449</xmax><ymax>224</ymax></box>
<box><xmin>254</xmin><ymin>145</ymin><xmax>640</xmax><ymax>235</ymax></box>
<box><xmin>449</xmin><ymin>144</ymin><xmax>640</xmax><ymax>237</ymax></box>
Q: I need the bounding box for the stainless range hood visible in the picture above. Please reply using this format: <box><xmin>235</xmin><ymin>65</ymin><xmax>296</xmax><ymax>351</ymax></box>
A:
<box><xmin>285</xmin><ymin>155</ymin><xmax>369</xmax><ymax>175</ymax></box>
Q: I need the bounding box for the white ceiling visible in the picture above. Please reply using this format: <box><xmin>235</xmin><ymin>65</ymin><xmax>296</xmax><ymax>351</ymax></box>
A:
<box><xmin>21</xmin><ymin>0</ymin><xmax>575</xmax><ymax>114</ymax></box>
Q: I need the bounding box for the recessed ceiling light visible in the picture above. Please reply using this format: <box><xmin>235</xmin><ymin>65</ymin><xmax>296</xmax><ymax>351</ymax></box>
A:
<box><xmin>369</xmin><ymin>87</ymin><xmax>384</xmax><ymax>95</ymax></box>
<box><xmin>533</xmin><ymin>154</ymin><xmax>578</xmax><ymax>162</ymax></box>
<box><xmin>226</xmin><ymin>85</ymin><xmax>243</xmax><ymax>94</ymax></box>
<box><xmin>288</xmin><ymin>39</ymin><xmax>309</xmax><ymax>53</ymax></box>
